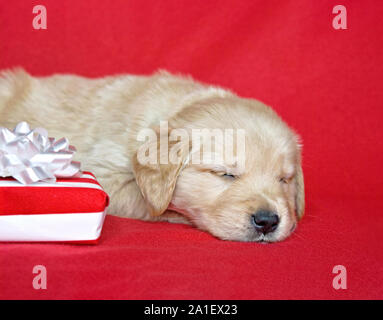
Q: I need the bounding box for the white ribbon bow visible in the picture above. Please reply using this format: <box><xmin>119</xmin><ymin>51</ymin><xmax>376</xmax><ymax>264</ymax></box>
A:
<box><xmin>0</xmin><ymin>122</ymin><xmax>81</xmax><ymax>184</ymax></box>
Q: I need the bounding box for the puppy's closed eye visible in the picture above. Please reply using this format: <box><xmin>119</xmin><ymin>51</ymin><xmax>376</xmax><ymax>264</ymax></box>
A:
<box><xmin>221</xmin><ymin>173</ymin><xmax>237</xmax><ymax>179</ymax></box>
<box><xmin>210</xmin><ymin>170</ymin><xmax>237</xmax><ymax>180</ymax></box>
<box><xmin>279</xmin><ymin>177</ymin><xmax>289</xmax><ymax>184</ymax></box>
<box><xmin>279</xmin><ymin>176</ymin><xmax>293</xmax><ymax>184</ymax></box>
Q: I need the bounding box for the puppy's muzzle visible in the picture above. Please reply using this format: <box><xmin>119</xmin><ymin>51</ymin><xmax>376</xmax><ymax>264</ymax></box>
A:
<box><xmin>251</xmin><ymin>209</ymin><xmax>279</xmax><ymax>234</ymax></box>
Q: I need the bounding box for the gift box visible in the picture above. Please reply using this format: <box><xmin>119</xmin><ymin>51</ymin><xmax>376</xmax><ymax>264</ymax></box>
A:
<box><xmin>0</xmin><ymin>122</ymin><xmax>109</xmax><ymax>244</ymax></box>
<box><xmin>0</xmin><ymin>171</ymin><xmax>109</xmax><ymax>243</ymax></box>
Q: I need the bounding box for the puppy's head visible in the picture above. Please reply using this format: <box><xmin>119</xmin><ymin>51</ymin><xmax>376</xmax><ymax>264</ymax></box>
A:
<box><xmin>133</xmin><ymin>96</ymin><xmax>304</xmax><ymax>242</ymax></box>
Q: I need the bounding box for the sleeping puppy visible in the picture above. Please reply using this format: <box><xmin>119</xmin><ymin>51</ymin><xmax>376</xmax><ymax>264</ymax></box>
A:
<box><xmin>0</xmin><ymin>68</ymin><xmax>304</xmax><ymax>242</ymax></box>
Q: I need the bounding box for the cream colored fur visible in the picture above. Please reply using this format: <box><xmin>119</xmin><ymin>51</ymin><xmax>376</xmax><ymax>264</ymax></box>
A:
<box><xmin>0</xmin><ymin>68</ymin><xmax>304</xmax><ymax>242</ymax></box>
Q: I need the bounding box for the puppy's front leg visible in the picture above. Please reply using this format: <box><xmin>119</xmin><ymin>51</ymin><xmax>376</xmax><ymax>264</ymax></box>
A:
<box><xmin>93</xmin><ymin>171</ymin><xmax>191</xmax><ymax>225</ymax></box>
<box><xmin>98</xmin><ymin>173</ymin><xmax>151</xmax><ymax>220</ymax></box>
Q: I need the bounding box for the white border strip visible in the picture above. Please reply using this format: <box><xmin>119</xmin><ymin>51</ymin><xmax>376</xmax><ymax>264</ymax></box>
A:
<box><xmin>81</xmin><ymin>173</ymin><xmax>96</xmax><ymax>180</ymax></box>
<box><xmin>0</xmin><ymin>180</ymin><xmax>103</xmax><ymax>190</ymax></box>
<box><xmin>0</xmin><ymin>210</ymin><xmax>107</xmax><ymax>241</ymax></box>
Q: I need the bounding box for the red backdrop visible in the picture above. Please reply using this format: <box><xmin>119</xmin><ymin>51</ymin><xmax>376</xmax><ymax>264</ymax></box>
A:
<box><xmin>0</xmin><ymin>0</ymin><xmax>382</xmax><ymax>299</ymax></box>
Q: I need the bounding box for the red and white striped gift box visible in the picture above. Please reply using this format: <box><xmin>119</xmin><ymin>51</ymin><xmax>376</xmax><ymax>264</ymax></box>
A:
<box><xmin>0</xmin><ymin>172</ymin><xmax>109</xmax><ymax>244</ymax></box>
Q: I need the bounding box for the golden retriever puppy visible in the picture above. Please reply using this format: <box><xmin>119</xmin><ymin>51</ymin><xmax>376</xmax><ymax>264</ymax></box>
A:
<box><xmin>0</xmin><ymin>68</ymin><xmax>304</xmax><ymax>242</ymax></box>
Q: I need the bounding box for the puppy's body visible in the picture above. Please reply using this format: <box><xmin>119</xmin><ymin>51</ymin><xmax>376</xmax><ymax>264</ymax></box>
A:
<box><xmin>0</xmin><ymin>70</ymin><xmax>231</xmax><ymax>223</ymax></box>
<box><xmin>0</xmin><ymin>69</ymin><xmax>304</xmax><ymax>242</ymax></box>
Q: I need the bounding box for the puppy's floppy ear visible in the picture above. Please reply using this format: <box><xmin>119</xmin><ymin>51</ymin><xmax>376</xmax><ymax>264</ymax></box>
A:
<box><xmin>295</xmin><ymin>153</ymin><xmax>305</xmax><ymax>220</ymax></box>
<box><xmin>132</xmin><ymin>127</ymin><xmax>190</xmax><ymax>216</ymax></box>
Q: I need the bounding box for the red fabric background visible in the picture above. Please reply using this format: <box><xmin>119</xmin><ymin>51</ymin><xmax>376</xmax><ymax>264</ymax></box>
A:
<box><xmin>0</xmin><ymin>0</ymin><xmax>382</xmax><ymax>299</ymax></box>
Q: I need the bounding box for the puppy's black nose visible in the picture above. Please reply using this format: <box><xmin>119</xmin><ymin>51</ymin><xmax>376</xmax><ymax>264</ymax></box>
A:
<box><xmin>252</xmin><ymin>210</ymin><xmax>279</xmax><ymax>234</ymax></box>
